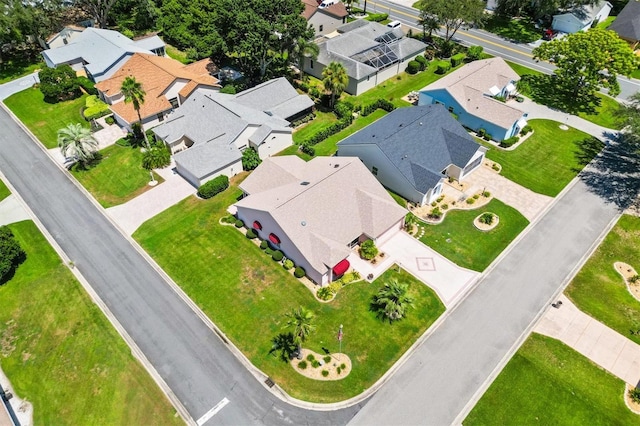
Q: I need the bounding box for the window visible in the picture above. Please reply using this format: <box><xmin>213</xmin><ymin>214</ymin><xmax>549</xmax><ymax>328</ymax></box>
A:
<box><xmin>157</xmin><ymin>113</ymin><xmax>164</xmax><ymax>122</ymax></box>
<box><xmin>310</xmin><ymin>60</ymin><xmax>314</xmax><ymax>69</ymax></box>
<box><xmin>372</xmin><ymin>166</ymin><xmax>378</xmax><ymax>176</ymax></box>
<box><xmin>169</xmin><ymin>97</ymin><xmax>179</xmax><ymax>109</ymax></box>
<box><xmin>448</xmin><ymin>106</ymin><xmax>454</xmax><ymax>113</ymax></box>
<box><xmin>319</xmin><ymin>25</ymin><xmax>324</xmax><ymax>32</ymax></box>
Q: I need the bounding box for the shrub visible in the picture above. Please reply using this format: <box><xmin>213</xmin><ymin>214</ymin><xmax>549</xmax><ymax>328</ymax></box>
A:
<box><xmin>406</xmin><ymin>60</ymin><xmax>420</xmax><ymax>74</ymax></box>
<box><xmin>83</xmin><ymin>95</ymin><xmax>111</xmax><ymax>120</ymax></box>
<box><xmin>221</xmin><ymin>215</ymin><xmax>236</xmax><ymax>224</ymax></box>
<box><xmin>260</xmin><ymin>240</ymin><xmax>268</xmax><ymax>249</ymax></box>
<box><xmin>328</xmin><ymin>281</ymin><xmax>343</xmax><ymax>294</ymax></box>
<box><xmin>340</xmin><ymin>363</ymin><xmax>346</xmax><ymax>369</ymax></box>
<box><xmin>141</xmin><ymin>145</ymin><xmax>171</xmax><ymax>170</ymax></box>
<box><xmin>483</xmin><ymin>133</ymin><xmax>493</xmax><ymax>141</ymax></box>
<box><xmin>466</xmin><ymin>198</ymin><xmax>476</xmax><ymax>205</ymax></box>
<box><xmin>323</xmin><ymin>355</ymin><xmax>331</xmax><ymax>363</ymax></box>
<box><xmin>482</xmin><ymin>191</ymin><xmax>491</xmax><ymax>198</ymax></box>
<box><xmin>76</xmin><ymin>76</ymin><xmax>97</xmax><ymax>95</ymax></box>
<box><xmin>321</xmin><ymin>370</ymin><xmax>329</xmax><ymax>377</ymax></box>
<box><xmin>283</xmin><ymin>259</ymin><xmax>294</xmax><ymax>270</ymax></box>
<box><xmin>521</xmin><ymin>125</ymin><xmax>532</xmax><ymax>135</ymax></box>
<box><xmin>630</xmin><ymin>274</ymin><xmax>640</xmax><ymax>284</ymax></box>
<box><xmin>477</xmin><ymin>128</ymin><xmax>486</xmax><ymax>138</ymax></box>
<box><xmin>246</xmin><ymin>228</ymin><xmax>257</xmax><ymax>239</ymax></box>
<box><xmin>467</xmin><ymin>45</ymin><xmax>483</xmax><ymax>61</ymax></box>
<box><xmin>359</xmin><ymin>239</ymin><xmax>378</xmax><ymax>260</ymax></box>
<box><xmin>436</xmin><ymin>195</ymin><xmax>445</xmax><ymax>202</ymax></box>
<box><xmin>334</xmin><ymin>101</ymin><xmax>354</xmax><ymax>119</ymax></box>
<box><xmin>220</xmin><ymin>84</ymin><xmax>236</xmax><ymax>94</ymax></box>
<box><xmin>294</xmin><ymin>266</ymin><xmax>306</xmax><ymax>278</ymax></box>
<box><xmin>300</xmin><ymin>143</ymin><xmax>316</xmax><ymax>157</ymax></box>
<box><xmin>451</xmin><ymin>53</ymin><xmax>466</xmax><ymax>67</ymax></box>
<box><xmin>0</xmin><ymin>226</ymin><xmax>26</xmax><ymax>283</ymax></box>
<box><xmin>342</xmin><ymin>271</ymin><xmax>360</xmax><ymax>283</ymax></box>
<box><xmin>311</xmin><ymin>360</ymin><xmax>321</xmax><ymax>368</ymax></box>
<box><xmin>272</xmin><ymin>250</ymin><xmax>284</xmax><ymax>261</ymax></box>
<box><xmin>431</xmin><ymin>201</ymin><xmax>437</xmax><ymax>207</ymax></box>
<box><xmin>360</xmin><ymin>98</ymin><xmax>395</xmax><ymax>117</ymax></box>
<box><xmin>500</xmin><ymin>136</ymin><xmax>519</xmax><ymax>148</ymax></box>
<box><xmin>265</xmin><ymin>247</ymin><xmax>273</xmax><ymax>255</ymax></box>
<box><xmin>306</xmin><ymin>354</ymin><xmax>315</xmax><ymax>362</ymax></box>
<box><xmin>429</xmin><ymin>207</ymin><xmax>442</xmax><ymax>219</ymax></box>
<box><xmin>479</xmin><ymin>212</ymin><xmax>494</xmax><ymax>225</ymax></box>
<box><xmin>337</xmin><ymin>367</ymin><xmax>342</xmax><ymax>374</ymax></box>
<box><xmin>105</xmin><ymin>115</ymin><xmax>115</xmax><ymax>125</ymax></box>
<box><xmin>415</xmin><ymin>55</ymin><xmax>428</xmax><ymax>70</ymax></box>
<box><xmin>235</xmin><ymin>219</ymin><xmax>244</xmax><ymax>228</ymax></box>
<box><xmin>441</xmin><ymin>204</ymin><xmax>449</xmax><ymax>210</ymax></box>
<box><xmin>39</xmin><ymin>65</ymin><xmax>81</xmax><ymax>102</ymax></box>
<box><xmin>629</xmin><ymin>387</ymin><xmax>640</xmax><ymax>403</ymax></box>
<box><xmin>473</xmin><ymin>194</ymin><xmax>479</xmax><ymax>199</ymax></box>
<box><xmin>317</xmin><ymin>287</ymin><xmax>333</xmax><ymax>300</ymax></box>
<box><xmin>298</xmin><ymin>360</ymin><xmax>308</xmax><ymax>369</ymax></box>
<box><xmin>309</xmin><ymin>87</ymin><xmax>321</xmax><ymax>99</ymax></box>
<box><xmin>366</xmin><ymin>12</ymin><xmax>388</xmax><ymax>22</ymax></box>
<box><xmin>435</xmin><ymin>61</ymin><xmax>451</xmax><ymax>74</ymax></box>
<box><xmin>197</xmin><ymin>175</ymin><xmax>229</xmax><ymax>199</ymax></box>
<box><xmin>492</xmin><ymin>163</ymin><xmax>500</xmax><ymax>171</ymax></box>
<box><xmin>241</xmin><ymin>147</ymin><xmax>261</xmax><ymax>171</ymax></box>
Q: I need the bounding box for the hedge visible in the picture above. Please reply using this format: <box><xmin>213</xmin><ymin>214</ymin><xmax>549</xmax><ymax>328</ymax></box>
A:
<box><xmin>83</xmin><ymin>95</ymin><xmax>111</xmax><ymax>121</ymax></box>
<box><xmin>77</xmin><ymin>76</ymin><xmax>98</xmax><ymax>95</ymax></box>
<box><xmin>197</xmin><ymin>175</ymin><xmax>229</xmax><ymax>199</ymax></box>
<box><xmin>500</xmin><ymin>136</ymin><xmax>519</xmax><ymax>148</ymax></box>
<box><xmin>521</xmin><ymin>125</ymin><xmax>532</xmax><ymax>135</ymax></box>
<box><xmin>406</xmin><ymin>60</ymin><xmax>420</xmax><ymax>75</ymax></box>
<box><xmin>294</xmin><ymin>266</ymin><xmax>306</xmax><ymax>278</ymax></box>
<box><xmin>436</xmin><ymin>61</ymin><xmax>451</xmax><ymax>74</ymax></box>
<box><xmin>302</xmin><ymin>116</ymin><xmax>353</xmax><ymax>146</ymax></box>
<box><xmin>365</xmin><ymin>13</ymin><xmax>388</xmax><ymax>22</ymax></box>
<box><xmin>415</xmin><ymin>55</ymin><xmax>428</xmax><ymax>70</ymax></box>
<box><xmin>361</xmin><ymin>99</ymin><xmax>395</xmax><ymax>117</ymax></box>
<box><xmin>272</xmin><ymin>250</ymin><xmax>284</xmax><ymax>261</ymax></box>
<box><xmin>451</xmin><ymin>53</ymin><xmax>466</xmax><ymax>67</ymax></box>
<box><xmin>300</xmin><ymin>143</ymin><xmax>316</xmax><ymax>156</ymax></box>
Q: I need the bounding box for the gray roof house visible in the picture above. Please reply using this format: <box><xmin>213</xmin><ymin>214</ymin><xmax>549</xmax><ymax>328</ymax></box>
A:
<box><xmin>152</xmin><ymin>78</ymin><xmax>313</xmax><ymax>187</ymax></box>
<box><xmin>234</xmin><ymin>156</ymin><xmax>407</xmax><ymax>285</ymax></box>
<box><xmin>303</xmin><ymin>20</ymin><xmax>427</xmax><ymax>95</ymax></box>
<box><xmin>552</xmin><ymin>0</ymin><xmax>613</xmax><ymax>33</ymax></box>
<box><xmin>41</xmin><ymin>27</ymin><xmax>166</xmax><ymax>82</ymax></box>
<box><xmin>337</xmin><ymin>104</ymin><xmax>486</xmax><ymax>206</ymax></box>
<box><xmin>609</xmin><ymin>0</ymin><xmax>640</xmax><ymax>49</ymax></box>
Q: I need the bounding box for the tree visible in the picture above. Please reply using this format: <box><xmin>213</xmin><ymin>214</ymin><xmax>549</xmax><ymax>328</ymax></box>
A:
<box><xmin>415</xmin><ymin>0</ymin><xmax>485</xmax><ymax>43</ymax></box>
<box><xmin>322</xmin><ymin>61</ymin><xmax>349</xmax><ymax>108</ymax></box>
<box><xmin>417</xmin><ymin>7</ymin><xmax>440</xmax><ymax>41</ymax></box>
<box><xmin>241</xmin><ymin>147</ymin><xmax>261</xmax><ymax>171</ymax></box>
<box><xmin>371</xmin><ymin>279</ymin><xmax>415</xmax><ymax>323</ymax></box>
<box><xmin>359</xmin><ymin>239</ymin><xmax>378</xmax><ymax>260</ymax></box>
<box><xmin>343</xmin><ymin>0</ymin><xmax>356</xmax><ymax>14</ymax></box>
<box><xmin>0</xmin><ymin>226</ymin><xmax>26</xmax><ymax>284</ymax></box>
<box><xmin>120</xmin><ymin>76</ymin><xmax>150</xmax><ymax>148</ymax></box>
<box><xmin>292</xmin><ymin>36</ymin><xmax>319</xmax><ymax>80</ymax></box>
<box><xmin>532</xmin><ymin>29</ymin><xmax>638</xmax><ymax>99</ymax></box>
<box><xmin>57</xmin><ymin>123</ymin><xmax>99</xmax><ymax>167</ymax></box>
<box><xmin>142</xmin><ymin>144</ymin><xmax>171</xmax><ymax>184</ymax></box>
<box><xmin>39</xmin><ymin>65</ymin><xmax>81</xmax><ymax>103</ymax></box>
<box><xmin>283</xmin><ymin>307</ymin><xmax>316</xmax><ymax>356</ymax></box>
<box><xmin>78</xmin><ymin>0</ymin><xmax>118</xmax><ymax>28</ymax></box>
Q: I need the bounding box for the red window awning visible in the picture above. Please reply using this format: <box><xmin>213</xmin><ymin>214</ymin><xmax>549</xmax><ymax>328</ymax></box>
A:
<box><xmin>333</xmin><ymin>259</ymin><xmax>350</xmax><ymax>276</ymax></box>
<box><xmin>253</xmin><ymin>221</ymin><xmax>262</xmax><ymax>230</ymax></box>
<box><xmin>269</xmin><ymin>233</ymin><xmax>281</xmax><ymax>245</ymax></box>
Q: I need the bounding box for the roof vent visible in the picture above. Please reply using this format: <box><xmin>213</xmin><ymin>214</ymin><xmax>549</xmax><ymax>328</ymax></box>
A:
<box><xmin>301</xmin><ymin>221</ymin><xmax>306</xmax><ymax>226</ymax></box>
<box><xmin>301</xmin><ymin>181</ymin><xmax>310</xmax><ymax>185</ymax></box>
<box><xmin>419</xmin><ymin>122</ymin><xmax>423</xmax><ymax>126</ymax></box>
<box><xmin>399</xmin><ymin>123</ymin><xmax>403</xmax><ymax>127</ymax></box>
<box><xmin>334</xmin><ymin>164</ymin><xmax>339</xmax><ymax>168</ymax></box>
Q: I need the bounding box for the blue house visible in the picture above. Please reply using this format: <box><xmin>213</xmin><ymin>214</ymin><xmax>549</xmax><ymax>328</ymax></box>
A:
<box><xmin>418</xmin><ymin>58</ymin><xmax>528</xmax><ymax>141</ymax></box>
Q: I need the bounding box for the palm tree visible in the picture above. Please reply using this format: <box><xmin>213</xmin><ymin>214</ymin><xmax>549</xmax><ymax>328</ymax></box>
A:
<box><xmin>283</xmin><ymin>307</ymin><xmax>316</xmax><ymax>357</ymax></box>
<box><xmin>292</xmin><ymin>37</ymin><xmax>319</xmax><ymax>81</ymax></box>
<box><xmin>57</xmin><ymin>123</ymin><xmax>99</xmax><ymax>168</ymax></box>
<box><xmin>322</xmin><ymin>61</ymin><xmax>349</xmax><ymax>108</ymax></box>
<box><xmin>371</xmin><ymin>279</ymin><xmax>414</xmax><ymax>323</ymax></box>
<box><xmin>269</xmin><ymin>332</ymin><xmax>297</xmax><ymax>362</ymax></box>
<box><xmin>120</xmin><ymin>76</ymin><xmax>150</xmax><ymax>149</ymax></box>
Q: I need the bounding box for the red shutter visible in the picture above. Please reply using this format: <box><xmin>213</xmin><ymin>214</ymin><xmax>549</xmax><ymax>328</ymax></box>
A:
<box><xmin>269</xmin><ymin>233</ymin><xmax>281</xmax><ymax>245</ymax></box>
<box><xmin>253</xmin><ymin>221</ymin><xmax>262</xmax><ymax>230</ymax></box>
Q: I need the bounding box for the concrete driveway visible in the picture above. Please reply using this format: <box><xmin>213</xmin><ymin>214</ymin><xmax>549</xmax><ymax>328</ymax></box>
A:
<box><xmin>0</xmin><ymin>72</ymin><xmax>39</xmax><ymax>101</ymax></box>
<box><xmin>378</xmin><ymin>232</ymin><xmax>479</xmax><ymax>307</ymax></box>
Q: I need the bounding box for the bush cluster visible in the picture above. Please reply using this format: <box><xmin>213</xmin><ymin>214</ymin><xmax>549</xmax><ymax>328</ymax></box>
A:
<box><xmin>272</xmin><ymin>250</ymin><xmax>284</xmax><ymax>261</ymax></box>
<box><xmin>290</xmin><ymin>112</ymin><xmax>316</xmax><ymax>127</ymax></box>
<box><xmin>299</xmin><ymin>143</ymin><xmax>316</xmax><ymax>157</ymax></box>
<box><xmin>246</xmin><ymin>228</ymin><xmax>257</xmax><ymax>239</ymax></box>
<box><xmin>317</xmin><ymin>287</ymin><xmax>333</xmax><ymax>300</ymax></box>
<box><xmin>521</xmin><ymin>125</ymin><xmax>532</xmax><ymax>135</ymax></box>
<box><xmin>479</xmin><ymin>212</ymin><xmax>494</xmax><ymax>225</ymax></box>
<box><xmin>361</xmin><ymin>99</ymin><xmax>395</xmax><ymax>116</ymax></box>
<box><xmin>359</xmin><ymin>239</ymin><xmax>378</xmax><ymax>260</ymax></box>
<box><xmin>241</xmin><ymin>147</ymin><xmax>261</xmax><ymax>171</ymax></box>
<box><xmin>365</xmin><ymin>13</ymin><xmax>388</xmax><ymax>22</ymax></box>
<box><xmin>415</xmin><ymin>55</ymin><xmax>428</xmax><ymax>71</ymax></box>
<box><xmin>0</xmin><ymin>226</ymin><xmax>26</xmax><ymax>283</ymax></box>
<box><xmin>334</xmin><ymin>101</ymin><xmax>354</xmax><ymax>119</ymax></box>
<box><xmin>406</xmin><ymin>60</ymin><xmax>420</xmax><ymax>75</ymax></box>
<box><xmin>429</xmin><ymin>207</ymin><xmax>442</xmax><ymax>219</ymax></box>
<box><xmin>39</xmin><ymin>65</ymin><xmax>81</xmax><ymax>103</ymax></box>
<box><xmin>500</xmin><ymin>136</ymin><xmax>519</xmax><ymax>148</ymax></box>
<box><xmin>294</xmin><ymin>266</ymin><xmax>306</xmax><ymax>278</ymax></box>
<box><xmin>451</xmin><ymin>53</ymin><xmax>466</xmax><ymax>67</ymax></box>
<box><xmin>77</xmin><ymin>76</ymin><xmax>98</xmax><ymax>95</ymax></box>
<box><xmin>466</xmin><ymin>45</ymin><xmax>483</xmax><ymax>61</ymax></box>
<box><xmin>197</xmin><ymin>175</ymin><xmax>229</xmax><ymax>199</ymax></box>
<box><xmin>83</xmin><ymin>95</ymin><xmax>111</xmax><ymax>121</ymax></box>
<box><xmin>435</xmin><ymin>61</ymin><xmax>451</xmax><ymax>74</ymax></box>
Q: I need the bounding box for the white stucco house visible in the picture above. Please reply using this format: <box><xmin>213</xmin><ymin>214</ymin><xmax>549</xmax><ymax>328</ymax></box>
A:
<box><xmin>337</xmin><ymin>104</ymin><xmax>486</xmax><ymax>206</ymax></box>
<box><xmin>234</xmin><ymin>156</ymin><xmax>407</xmax><ymax>285</ymax></box>
<box><xmin>552</xmin><ymin>0</ymin><xmax>612</xmax><ymax>33</ymax></box>
<box><xmin>152</xmin><ymin>78</ymin><xmax>314</xmax><ymax>187</ymax></box>
<box><xmin>303</xmin><ymin>20</ymin><xmax>427</xmax><ymax>95</ymax></box>
<box><xmin>302</xmin><ymin>0</ymin><xmax>348</xmax><ymax>36</ymax></box>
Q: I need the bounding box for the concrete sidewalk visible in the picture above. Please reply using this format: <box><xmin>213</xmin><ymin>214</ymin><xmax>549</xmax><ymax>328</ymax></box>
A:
<box><xmin>0</xmin><ymin>72</ymin><xmax>39</xmax><ymax>101</ymax></box>
<box><xmin>534</xmin><ymin>294</ymin><xmax>640</xmax><ymax>386</ymax></box>
<box><xmin>0</xmin><ymin>195</ymin><xmax>30</xmax><ymax>226</ymax></box>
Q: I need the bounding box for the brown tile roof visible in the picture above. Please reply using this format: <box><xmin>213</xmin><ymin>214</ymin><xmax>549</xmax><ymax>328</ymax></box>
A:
<box><xmin>95</xmin><ymin>53</ymin><xmax>220</xmax><ymax>124</ymax></box>
<box><xmin>302</xmin><ymin>0</ymin><xmax>348</xmax><ymax>20</ymax></box>
<box><xmin>323</xmin><ymin>2</ymin><xmax>348</xmax><ymax>18</ymax></box>
<box><xmin>302</xmin><ymin>0</ymin><xmax>319</xmax><ymax>19</ymax></box>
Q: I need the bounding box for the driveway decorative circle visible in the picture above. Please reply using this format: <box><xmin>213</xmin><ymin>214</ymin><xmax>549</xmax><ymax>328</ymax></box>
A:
<box><xmin>291</xmin><ymin>349</ymin><xmax>351</xmax><ymax>381</ymax></box>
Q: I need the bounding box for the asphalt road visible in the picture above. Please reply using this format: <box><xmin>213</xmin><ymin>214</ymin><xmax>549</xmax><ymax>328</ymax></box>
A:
<box><xmin>0</xmin><ymin>106</ymin><xmax>362</xmax><ymax>425</ymax></box>
<box><xmin>359</xmin><ymin>0</ymin><xmax>640</xmax><ymax>100</ymax></box>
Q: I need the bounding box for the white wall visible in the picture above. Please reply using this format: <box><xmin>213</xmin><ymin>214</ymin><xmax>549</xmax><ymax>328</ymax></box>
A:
<box><xmin>253</xmin><ymin>131</ymin><xmax>292</xmax><ymax>158</ymax></box>
<box><xmin>163</xmin><ymin>78</ymin><xmax>189</xmax><ymax>104</ymax></box>
<box><xmin>177</xmin><ymin>157</ymin><xmax>242</xmax><ymax>187</ymax></box>
<box><xmin>308</xmin><ymin>12</ymin><xmax>345</xmax><ymax>36</ymax></box>
<box><xmin>113</xmin><ymin>109</ymin><xmax>170</xmax><ymax>132</ymax></box>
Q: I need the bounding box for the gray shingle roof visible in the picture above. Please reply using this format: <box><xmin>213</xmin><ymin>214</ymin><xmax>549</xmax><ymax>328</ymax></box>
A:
<box><xmin>337</xmin><ymin>104</ymin><xmax>482</xmax><ymax>193</ymax></box>
<box><xmin>132</xmin><ymin>35</ymin><xmax>165</xmax><ymax>51</ymax></box>
<box><xmin>231</xmin><ymin>77</ymin><xmax>314</xmax><ymax>120</ymax></box>
<box><xmin>235</xmin><ymin>157</ymin><xmax>407</xmax><ymax>273</ymax></box>
<box><xmin>609</xmin><ymin>0</ymin><xmax>640</xmax><ymax>41</ymax></box>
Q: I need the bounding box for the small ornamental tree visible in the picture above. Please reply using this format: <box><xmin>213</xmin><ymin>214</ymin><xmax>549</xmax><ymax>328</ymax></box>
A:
<box><xmin>141</xmin><ymin>145</ymin><xmax>171</xmax><ymax>171</ymax></box>
<box><xmin>371</xmin><ymin>279</ymin><xmax>414</xmax><ymax>322</ymax></box>
<box><xmin>467</xmin><ymin>45</ymin><xmax>483</xmax><ymax>61</ymax></box>
<box><xmin>359</xmin><ymin>239</ymin><xmax>378</xmax><ymax>260</ymax></box>
<box><xmin>39</xmin><ymin>65</ymin><xmax>81</xmax><ymax>103</ymax></box>
<box><xmin>0</xmin><ymin>226</ymin><xmax>26</xmax><ymax>283</ymax></box>
<box><xmin>242</xmin><ymin>147</ymin><xmax>261</xmax><ymax>171</ymax></box>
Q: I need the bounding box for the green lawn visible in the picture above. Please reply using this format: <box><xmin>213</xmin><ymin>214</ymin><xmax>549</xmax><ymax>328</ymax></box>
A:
<box><xmin>464</xmin><ymin>333</ymin><xmax>637</xmax><ymax>425</ymax></box>
<box><xmin>505</xmin><ymin>60</ymin><xmax>544</xmax><ymax>78</ymax></box>
<box><xmin>4</xmin><ymin>87</ymin><xmax>89</xmax><ymax>149</ymax></box>
<box><xmin>566</xmin><ymin>215</ymin><xmax>640</xmax><ymax>345</ymax></box>
<box><xmin>577</xmin><ymin>93</ymin><xmax>624</xmax><ymax>130</ymax></box>
<box><xmin>596</xmin><ymin>16</ymin><xmax>616</xmax><ymax>29</ymax></box>
<box><xmin>0</xmin><ymin>179</ymin><xmax>10</xmax><ymax>202</ymax></box>
<box><xmin>0</xmin><ymin>221</ymin><xmax>180</xmax><ymax>425</ymax></box>
<box><xmin>484</xmin><ymin>15</ymin><xmax>541</xmax><ymax>43</ymax></box>
<box><xmin>418</xmin><ymin>198</ymin><xmax>529</xmax><ymax>271</ymax></box>
<box><xmin>70</xmin><ymin>144</ymin><xmax>163</xmax><ymax>208</ymax></box>
<box><xmin>292</xmin><ymin>111</ymin><xmax>337</xmax><ymax>144</ymax></box>
<box><xmin>165</xmin><ymin>44</ymin><xmax>192</xmax><ymax>64</ymax></box>
<box><xmin>0</xmin><ymin>58</ymin><xmax>42</xmax><ymax>84</ymax></box>
<box><xmin>483</xmin><ymin>119</ymin><xmax>603</xmax><ymax>197</ymax></box>
<box><xmin>133</xmin><ymin>180</ymin><xmax>445</xmax><ymax>402</ymax></box>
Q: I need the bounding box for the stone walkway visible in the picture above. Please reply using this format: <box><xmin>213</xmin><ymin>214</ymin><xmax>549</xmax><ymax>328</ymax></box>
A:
<box><xmin>0</xmin><ymin>195</ymin><xmax>30</xmax><ymax>226</ymax></box>
<box><xmin>106</xmin><ymin>162</ymin><xmax>196</xmax><ymax>235</ymax></box>
<box><xmin>464</xmin><ymin>165</ymin><xmax>553</xmax><ymax>222</ymax></box>
<box><xmin>534</xmin><ymin>294</ymin><xmax>640</xmax><ymax>386</ymax></box>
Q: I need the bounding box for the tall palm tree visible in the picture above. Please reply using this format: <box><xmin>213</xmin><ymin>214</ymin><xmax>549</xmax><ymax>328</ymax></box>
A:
<box><xmin>57</xmin><ymin>123</ymin><xmax>99</xmax><ymax>168</ymax></box>
<box><xmin>322</xmin><ymin>61</ymin><xmax>349</xmax><ymax>108</ymax></box>
<box><xmin>292</xmin><ymin>37</ymin><xmax>319</xmax><ymax>81</ymax></box>
<box><xmin>371</xmin><ymin>279</ymin><xmax>414</xmax><ymax>323</ymax></box>
<box><xmin>284</xmin><ymin>307</ymin><xmax>316</xmax><ymax>357</ymax></box>
<box><xmin>120</xmin><ymin>76</ymin><xmax>150</xmax><ymax>149</ymax></box>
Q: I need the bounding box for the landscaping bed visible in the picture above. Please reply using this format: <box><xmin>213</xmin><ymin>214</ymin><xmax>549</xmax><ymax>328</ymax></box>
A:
<box><xmin>0</xmin><ymin>220</ymin><xmax>179</xmax><ymax>424</ymax></box>
<box><xmin>464</xmin><ymin>333</ymin><xmax>638</xmax><ymax>425</ymax></box>
<box><xmin>133</xmin><ymin>180</ymin><xmax>445</xmax><ymax>402</ymax></box>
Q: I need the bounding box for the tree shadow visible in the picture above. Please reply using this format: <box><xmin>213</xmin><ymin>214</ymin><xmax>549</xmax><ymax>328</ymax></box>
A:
<box><xmin>572</xmin><ymin>137</ymin><xmax>605</xmax><ymax>172</ymax></box>
<box><xmin>268</xmin><ymin>332</ymin><xmax>297</xmax><ymax>362</ymax></box>
<box><xmin>70</xmin><ymin>152</ymin><xmax>103</xmax><ymax>172</ymax></box>
<box><xmin>521</xmin><ymin>74</ymin><xmax>601</xmax><ymax>115</ymax></box>
<box><xmin>579</xmin><ymin>133</ymin><xmax>640</xmax><ymax>211</ymax></box>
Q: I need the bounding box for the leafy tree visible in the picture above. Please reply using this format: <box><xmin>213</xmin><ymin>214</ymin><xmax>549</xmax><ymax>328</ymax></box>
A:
<box><xmin>120</xmin><ymin>76</ymin><xmax>150</xmax><ymax>149</ymax></box>
<box><xmin>109</xmin><ymin>0</ymin><xmax>159</xmax><ymax>33</ymax></box>
<box><xmin>283</xmin><ymin>307</ymin><xmax>316</xmax><ymax>355</ymax></box>
<box><xmin>0</xmin><ymin>226</ymin><xmax>26</xmax><ymax>284</ymax></box>
<box><xmin>241</xmin><ymin>147</ymin><xmax>261</xmax><ymax>171</ymax></box>
<box><xmin>532</xmin><ymin>29</ymin><xmax>638</xmax><ymax>99</ymax></box>
<box><xmin>415</xmin><ymin>0</ymin><xmax>485</xmax><ymax>43</ymax></box>
<box><xmin>78</xmin><ymin>0</ymin><xmax>118</xmax><ymax>28</ymax></box>
<box><xmin>371</xmin><ymin>279</ymin><xmax>415</xmax><ymax>323</ymax></box>
<box><xmin>57</xmin><ymin>123</ymin><xmax>99</xmax><ymax>167</ymax></box>
<box><xmin>417</xmin><ymin>7</ymin><xmax>440</xmax><ymax>40</ymax></box>
<box><xmin>322</xmin><ymin>61</ymin><xmax>349</xmax><ymax>108</ymax></box>
<box><xmin>495</xmin><ymin>0</ymin><xmax>530</xmax><ymax>17</ymax></box>
<box><xmin>359</xmin><ymin>239</ymin><xmax>378</xmax><ymax>260</ymax></box>
<box><xmin>269</xmin><ymin>332</ymin><xmax>297</xmax><ymax>361</ymax></box>
<box><xmin>39</xmin><ymin>65</ymin><xmax>81</xmax><ymax>103</ymax></box>
<box><xmin>467</xmin><ymin>45</ymin><xmax>484</xmax><ymax>61</ymax></box>
<box><xmin>142</xmin><ymin>145</ymin><xmax>171</xmax><ymax>171</ymax></box>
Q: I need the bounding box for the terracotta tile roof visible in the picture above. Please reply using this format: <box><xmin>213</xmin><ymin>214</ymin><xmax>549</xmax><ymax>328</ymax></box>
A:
<box><xmin>323</xmin><ymin>2</ymin><xmax>348</xmax><ymax>18</ymax></box>
<box><xmin>302</xmin><ymin>0</ymin><xmax>348</xmax><ymax>20</ymax></box>
<box><xmin>95</xmin><ymin>53</ymin><xmax>220</xmax><ymax>124</ymax></box>
<box><xmin>302</xmin><ymin>0</ymin><xmax>319</xmax><ymax>19</ymax></box>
